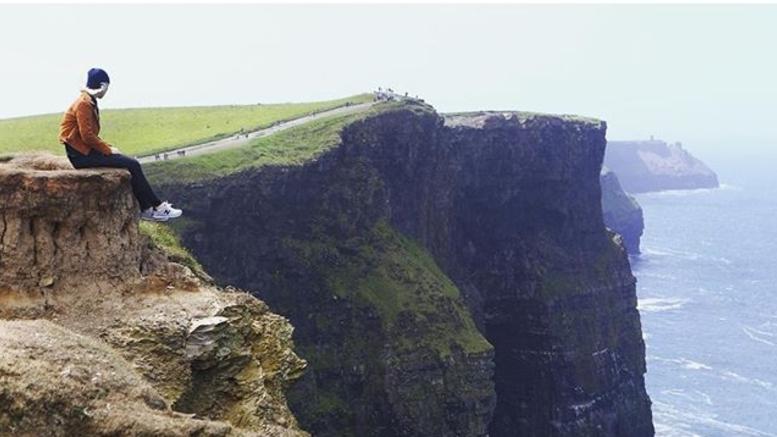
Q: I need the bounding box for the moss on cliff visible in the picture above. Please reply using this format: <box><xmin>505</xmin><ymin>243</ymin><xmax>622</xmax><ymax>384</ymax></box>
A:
<box><xmin>283</xmin><ymin>220</ymin><xmax>491</xmax><ymax>358</ymax></box>
<box><xmin>276</xmin><ymin>219</ymin><xmax>492</xmax><ymax>436</ymax></box>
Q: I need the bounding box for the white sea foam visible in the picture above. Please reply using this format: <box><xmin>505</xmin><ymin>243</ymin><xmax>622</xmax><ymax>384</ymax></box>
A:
<box><xmin>748</xmin><ymin>325</ymin><xmax>776</xmax><ymax>337</ymax></box>
<box><xmin>715</xmin><ymin>256</ymin><xmax>733</xmax><ymax>265</ymax></box>
<box><xmin>653</xmin><ymin>422</ymin><xmax>704</xmax><ymax>437</ymax></box>
<box><xmin>661</xmin><ymin>389</ymin><xmax>714</xmax><ymax>406</ymax></box>
<box><xmin>743</xmin><ymin>326</ymin><xmax>776</xmax><ymax>347</ymax></box>
<box><xmin>638</xmin><ymin>272</ymin><xmax>678</xmax><ymax>282</ymax></box>
<box><xmin>719</xmin><ymin>183</ymin><xmax>740</xmax><ymax>191</ymax></box>
<box><xmin>641</xmin><ymin>186</ymin><xmax>721</xmax><ymax>198</ymax></box>
<box><xmin>643</xmin><ymin>247</ymin><xmax>672</xmax><ymax>257</ymax></box>
<box><xmin>696</xmin><ymin>390</ymin><xmax>714</xmax><ymax>406</ymax></box>
<box><xmin>651</xmin><ymin>356</ymin><xmax>713</xmax><ymax>371</ymax></box>
<box><xmin>644</xmin><ymin>246</ymin><xmax>704</xmax><ymax>262</ymax></box>
<box><xmin>683</xmin><ymin>360</ymin><xmax>713</xmax><ymax>371</ymax></box>
<box><xmin>652</xmin><ymin>400</ymin><xmax>776</xmax><ymax>437</ymax></box>
<box><xmin>638</xmin><ymin>297</ymin><xmax>689</xmax><ymax>313</ymax></box>
<box><xmin>720</xmin><ymin>370</ymin><xmax>775</xmax><ymax>390</ymax></box>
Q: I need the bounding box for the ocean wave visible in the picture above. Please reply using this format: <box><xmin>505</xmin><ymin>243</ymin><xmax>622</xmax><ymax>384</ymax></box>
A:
<box><xmin>637</xmin><ymin>272</ymin><xmax>678</xmax><ymax>281</ymax></box>
<box><xmin>641</xmin><ymin>246</ymin><xmax>699</xmax><ymax>260</ymax></box>
<box><xmin>643</xmin><ymin>247</ymin><xmax>672</xmax><ymax>257</ymax></box>
<box><xmin>653</xmin><ymin>421</ymin><xmax>703</xmax><ymax>437</ymax></box>
<box><xmin>653</xmin><ymin>400</ymin><xmax>776</xmax><ymax>437</ymax></box>
<box><xmin>661</xmin><ymin>389</ymin><xmax>714</xmax><ymax>406</ymax></box>
<box><xmin>742</xmin><ymin>326</ymin><xmax>776</xmax><ymax>347</ymax></box>
<box><xmin>719</xmin><ymin>183</ymin><xmax>740</xmax><ymax>191</ymax></box>
<box><xmin>720</xmin><ymin>370</ymin><xmax>775</xmax><ymax>390</ymax></box>
<box><xmin>650</xmin><ymin>356</ymin><xmax>713</xmax><ymax>371</ymax></box>
<box><xmin>640</xmin><ymin>186</ymin><xmax>723</xmax><ymax>198</ymax></box>
<box><xmin>696</xmin><ymin>390</ymin><xmax>714</xmax><ymax>406</ymax></box>
<box><xmin>638</xmin><ymin>297</ymin><xmax>689</xmax><ymax>313</ymax></box>
<box><xmin>640</xmin><ymin>245</ymin><xmax>734</xmax><ymax>266</ymax></box>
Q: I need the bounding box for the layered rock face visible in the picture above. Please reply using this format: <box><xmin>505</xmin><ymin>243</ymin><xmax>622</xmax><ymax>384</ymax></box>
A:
<box><xmin>601</xmin><ymin>169</ymin><xmax>644</xmax><ymax>254</ymax></box>
<box><xmin>156</xmin><ymin>103</ymin><xmax>654</xmax><ymax>436</ymax></box>
<box><xmin>0</xmin><ymin>154</ymin><xmax>140</xmax><ymax>300</ymax></box>
<box><xmin>0</xmin><ymin>154</ymin><xmax>307</xmax><ymax>436</ymax></box>
<box><xmin>604</xmin><ymin>139</ymin><xmax>719</xmax><ymax>193</ymax></box>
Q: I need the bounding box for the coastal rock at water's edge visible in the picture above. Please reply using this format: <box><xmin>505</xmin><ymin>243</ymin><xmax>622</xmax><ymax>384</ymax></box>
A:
<box><xmin>601</xmin><ymin>168</ymin><xmax>644</xmax><ymax>254</ymax></box>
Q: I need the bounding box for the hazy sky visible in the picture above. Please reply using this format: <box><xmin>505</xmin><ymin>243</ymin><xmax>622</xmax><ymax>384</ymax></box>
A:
<box><xmin>2</xmin><ymin>4</ymin><xmax>776</xmax><ymax>154</ymax></box>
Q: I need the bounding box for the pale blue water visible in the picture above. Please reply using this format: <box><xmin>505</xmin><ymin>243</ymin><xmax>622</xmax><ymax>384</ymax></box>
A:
<box><xmin>632</xmin><ymin>154</ymin><xmax>777</xmax><ymax>437</ymax></box>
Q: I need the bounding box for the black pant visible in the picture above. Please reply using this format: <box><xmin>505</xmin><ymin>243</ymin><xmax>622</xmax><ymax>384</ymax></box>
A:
<box><xmin>66</xmin><ymin>144</ymin><xmax>161</xmax><ymax>211</ymax></box>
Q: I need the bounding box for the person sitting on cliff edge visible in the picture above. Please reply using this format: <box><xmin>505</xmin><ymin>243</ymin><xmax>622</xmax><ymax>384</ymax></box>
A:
<box><xmin>59</xmin><ymin>68</ymin><xmax>182</xmax><ymax>222</ymax></box>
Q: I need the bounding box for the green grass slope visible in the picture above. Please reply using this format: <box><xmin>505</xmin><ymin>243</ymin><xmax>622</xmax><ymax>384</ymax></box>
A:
<box><xmin>144</xmin><ymin>100</ymin><xmax>423</xmax><ymax>185</ymax></box>
<box><xmin>0</xmin><ymin>94</ymin><xmax>372</xmax><ymax>157</ymax></box>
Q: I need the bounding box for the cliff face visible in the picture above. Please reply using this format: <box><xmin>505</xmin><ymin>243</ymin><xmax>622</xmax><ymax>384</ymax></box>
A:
<box><xmin>601</xmin><ymin>169</ymin><xmax>644</xmax><ymax>254</ymax></box>
<box><xmin>604</xmin><ymin>140</ymin><xmax>719</xmax><ymax>193</ymax></box>
<box><xmin>156</xmin><ymin>107</ymin><xmax>496</xmax><ymax>437</ymax></box>
<box><xmin>157</xmin><ymin>103</ymin><xmax>653</xmax><ymax>436</ymax></box>
<box><xmin>0</xmin><ymin>154</ymin><xmax>307</xmax><ymax>436</ymax></box>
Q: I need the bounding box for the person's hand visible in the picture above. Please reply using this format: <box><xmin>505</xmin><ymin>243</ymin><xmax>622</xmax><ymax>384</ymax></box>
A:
<box><xmin>110</xmin><ymin>146</ymin><xmax>121</xmax><ymax>154</ymax></box>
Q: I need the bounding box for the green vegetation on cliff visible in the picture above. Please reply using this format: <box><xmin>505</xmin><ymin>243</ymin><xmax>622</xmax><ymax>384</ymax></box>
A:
<box><xmin>139</xmin><ymin>220</ymin><xmax>205</xmax><ymax>277</ymax></box>
<box><xmin>280</xmin><ymin>220</ymin><xmax>492</xmax><ymax>435</ymax></box>
<box><xmin>284</xmin><ymin>220</ymin><xmax>491</xmax><ymax>358</ymax></box>
<box><xmin>0</xmin><ymin>94</ymin><xmax>372</xmax><ymax>156</ymax></box>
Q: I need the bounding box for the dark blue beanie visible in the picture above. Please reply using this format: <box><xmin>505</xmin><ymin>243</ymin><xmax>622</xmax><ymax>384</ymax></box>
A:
<box><xmin>86</xmin><ymin>68</ymin><xmax>110</xmax><ymax>89</ymax></box>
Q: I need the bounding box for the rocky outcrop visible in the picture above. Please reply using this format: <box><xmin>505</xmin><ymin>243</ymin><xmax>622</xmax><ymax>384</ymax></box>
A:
<box><xmin>0</xmin><ymin>153</ymin><xmax>141</xmax><ymax>300</ymax></box>
<box><xmin>604</xmin><ymin>139</ymin><xmax>718</xmax><ymax>193</ymax></box>
<box><xmin>155</xmin><ymin>103</ymin><xmax>654</xmax><ymax>436</ymax></box>
<box><xmin>601</xmin><ymin>168</ymin><xmax>644</xmax><ymax>254</ymax></box>
<box><xmin>0</xmin><ymin>319</ymin><xmax>241</xmax><ymax>436</ymax></box>
<box><xmin>0</xmin><ymin>154</ymin><xmax>307</xmax><ymax>436</ymax></box>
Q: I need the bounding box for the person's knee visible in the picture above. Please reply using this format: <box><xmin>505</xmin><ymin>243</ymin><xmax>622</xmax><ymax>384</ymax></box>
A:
<box><xmin>122</xmin><ymin>157</ymin><xmax>141</xmax><ymax>173</ymax></box>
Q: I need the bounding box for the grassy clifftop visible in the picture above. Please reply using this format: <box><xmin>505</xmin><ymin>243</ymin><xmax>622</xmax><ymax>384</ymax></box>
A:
<box><xmin>0</xmin><ymin>93</ymin><xmax>372</xmax><ymax>157</ymax></box>
<box><xmin>145</xmin><ymin>100</ymin><xmax>423</xmax><ymax>185</ymax></box>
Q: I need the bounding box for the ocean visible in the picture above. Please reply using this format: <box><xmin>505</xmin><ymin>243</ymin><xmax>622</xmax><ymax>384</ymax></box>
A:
<box><xmin>632</xmin><ymin>153</ymin><xmax>777</xmax><ymax>436</ymax></box>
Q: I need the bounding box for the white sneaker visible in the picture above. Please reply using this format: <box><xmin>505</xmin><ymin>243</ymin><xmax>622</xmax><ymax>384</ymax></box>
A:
<box><xmin>144</xmin><ymin>201</ymin><xmax>182</xmax><ymax>222</ymax></box>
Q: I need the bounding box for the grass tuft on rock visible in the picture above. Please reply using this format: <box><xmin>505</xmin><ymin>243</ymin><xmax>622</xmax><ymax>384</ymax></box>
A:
<box><xmin>138</xmin><ymin>220</ymin><xmax>205</xmax><ymax>277</ymax></box>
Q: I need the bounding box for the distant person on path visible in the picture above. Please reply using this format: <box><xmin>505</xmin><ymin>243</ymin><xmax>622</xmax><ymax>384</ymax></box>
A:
<box><xmin>59</xmin><ymin>68</ymin><xmax>182</xmax><ymax>222</ymax></box>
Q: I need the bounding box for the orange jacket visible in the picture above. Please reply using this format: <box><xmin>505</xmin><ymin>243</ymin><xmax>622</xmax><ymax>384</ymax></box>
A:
<box><xmin>59</xmin><ymin>91</ymin><xmax>112</xmax><ymax>156</ymax></box>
